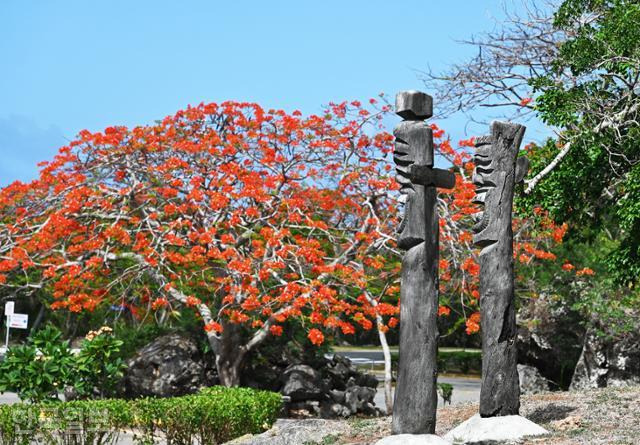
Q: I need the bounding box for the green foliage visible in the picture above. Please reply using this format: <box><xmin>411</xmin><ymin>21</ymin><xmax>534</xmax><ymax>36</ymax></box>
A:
<box><xmin>538</xmin><ymin>0</ymin><xmax>640</xmax><ymax>124</ymax></box>
<box><xmin>72</xmin><ymin>327</ymin><xmax>127</xmax><ymax>399</ymax></box>
<box><xmin>195</xmin><ymin>387</ymin><xmax>282</xmax><ymax>441</ymax></box>
<box><xmin>529</xmin><ymin>0</ymin><xmax>640</xmax><ymax>287</ymax></box>
<box><xmin>437</xmin><ymin>382</ymin><xmax>454</xmax><ymax>405</ymax></box>
<box><xmin>570</xmin><ymin>279</ymin><xmax>640</xmax><ymax>338</ymax></box>
<box><xmin>108</xmin><ymin>321</ymin><xmax>168</xmax><ymax>361</ymax></box>
<box><xmin>134</xmin><ymin>388</ymin><xmax>282</xmax><ymax>445</ymax></box>
<box><xmin>0</xmin><ymin>387</ymin><xmax>281</xmax><ymax>445</ymax></box>
<box><xmin>514</xmin><ymin>0</ymin><xmax>640</xmax><ymax>347</ymax></box>
<box><xmin>438</xmin><ymin>350</ymin><xmax>482</xmax><ymax>375</ymax></box>
<box><xmin>514</xmin><ymin>226</ymin><xmax>639</xmax><ymax>343</ymax></box>
<box><xmin>0</xmin><ymin>326</ymin><xmax>127</xmax><ymax>403</ymax></box>
<box><xmin>390</xmin><ymin>349</ymin><xmax>482</xmax><ymax>376</ymax></box>
<box><xmin>0</xmin><ymin>326</ymin><xmax>75</xmax><ymax>403</ymax></box>
<box><xmin>607</xmin><ymin>163</ymin><xmax>640</xmax><ymax>284</ymax></box>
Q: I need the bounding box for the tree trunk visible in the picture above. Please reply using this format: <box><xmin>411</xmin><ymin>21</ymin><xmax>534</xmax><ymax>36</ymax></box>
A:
<box><xmin>216</xmin><ymin>354</ymin><xmax>244</xmax><ymax>387</ymax></box>
<box><xmin>363</xmin><ymin>290</ymin><xmax>394</xmax><ymax>415</ymax></box>
<box><xmin>210</xmin><ymin>322</ymin><xmax>247</xmax><ymax>387</ymax></box>
<box><xmin>29</xmin><ymin>304</ymin><xmax>46</xmax><ymax>335</ymax></box>
<box><xmin>377</xmin><ymin>321</ymin><xmax>394</xmax><ymax>414</ymax></box>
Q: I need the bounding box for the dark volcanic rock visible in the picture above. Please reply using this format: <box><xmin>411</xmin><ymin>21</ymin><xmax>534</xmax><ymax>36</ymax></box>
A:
<box><xmin>326</xmin><ymin>360</ymin><xmax>351</xmax><ymax>390</ymax></box>
<box><xmin>277</xmin><ymin>354</ymin><xmax>381</xmax><ymax>418</ymax></box>
<box><xmin>329</xmin><ymin>389</ymin><xmax>345</xmax><ymax>403</ymax></box>
<box><xmin>282</xmin><ymin>365</ymin><xmax>326</xmax><ymax>402</ymax></box>
<box><xmin>124</xmin><ymin>333</ymin><xmax>213</xmax><ymax>397</ymax></box>
<box><xmin>320</xmin><ymin>401</ymin><xmax>351</xmax><ymax>419</ymax></box>
<box><xmin>355</xmin><ymin>372</ymin><xmax>379</xmax><ymax>388</ymax></box>
<box><xmin>344</xmin><ymin>386</ymin><xmax>377</xmax><ymax>415</ymax></box>
<box><xmin>570</xmin><ymin>328</ymin><xmax>640</xmax><ymax>390</ymax></box>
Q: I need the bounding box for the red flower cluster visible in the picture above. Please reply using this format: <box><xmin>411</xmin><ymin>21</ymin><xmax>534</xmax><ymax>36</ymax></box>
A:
<box><xmin>0</xmin><ymin>97</ymin><xmax>584</xmax><ymax>346</ymax></box>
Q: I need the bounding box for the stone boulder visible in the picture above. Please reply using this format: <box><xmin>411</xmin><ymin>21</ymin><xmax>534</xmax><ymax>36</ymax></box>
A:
<box><xmin>518</xmin><ymin>364</ymin><xmax>550</xmax><ymax>394</ymax></box>
<box><xmin>444</xmin><ymin>414</ymin><xmax>548</xmax><ymax>444</ymax></box>
<box><xmin>570</xmin><ymin>328</ymin><xmax>640</xmax><ymax>390</ymax></box>
<box><xmin>517</xmin><ymin>293</ymin><xmax>584</xmax><ymax>389</ymax></box>
<box><xmin>124</xmin><ymin>333</ymin><xmax>214</xmax><ymax>397</ymax></box>
<box><xmin>281</xmin><ymin>365</ymin><xmax>326</xmax><ymax>402</ymax></box>
<box><xmin>225</xmin><ymin>419</ymin><xmax>350</xmax><ymax>444</ymax></box>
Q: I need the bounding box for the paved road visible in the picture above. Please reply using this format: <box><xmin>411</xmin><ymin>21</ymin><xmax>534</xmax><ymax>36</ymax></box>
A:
<box><xmin>0</xmin><ymin>392</ymin><xmax>19</xmax><ymax>404</ymax></box>
<box><xmin>332</xmin><ymin>350</ymin><xmax>481</xmax><ymax>413</ymax></box>
<box><xmin>372</xmin><ymin>375</ymin><xmax>481</xmax><ymax>413</ymax></box>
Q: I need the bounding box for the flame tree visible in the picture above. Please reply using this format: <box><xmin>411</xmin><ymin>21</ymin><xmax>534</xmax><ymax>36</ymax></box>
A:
<box><xmin>0</xmin><ymin>99</ymin><xmax>572</xmax><ymax>386</ymax></box>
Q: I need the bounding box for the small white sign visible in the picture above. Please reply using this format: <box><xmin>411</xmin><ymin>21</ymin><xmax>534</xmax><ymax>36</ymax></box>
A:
<box><xmin>4</xmin><ymin>302</ymin><xmax>14</xmax><ymax>316</ymax></box>
<box><xmin>8</xmin><ymin>313</ymin><xmax>28</xmax><ymax>329</ymax></box>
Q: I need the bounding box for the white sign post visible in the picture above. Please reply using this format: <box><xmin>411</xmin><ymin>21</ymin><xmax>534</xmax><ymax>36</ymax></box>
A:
<box><xmin>4</xmin><ymin>301</ymin><xmax>14</xmax><ymax>316</ymax></box>
<box><xmin>3</xmin><ymin>302</ymin><xmax>26</xmax><ymax>351</ymax></box>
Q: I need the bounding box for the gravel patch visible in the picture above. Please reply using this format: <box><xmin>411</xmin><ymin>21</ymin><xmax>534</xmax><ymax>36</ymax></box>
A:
<box><xmin>250</xmin><ymin>385</ymin><xmax>640</xmax><ymax>444</ymax></box>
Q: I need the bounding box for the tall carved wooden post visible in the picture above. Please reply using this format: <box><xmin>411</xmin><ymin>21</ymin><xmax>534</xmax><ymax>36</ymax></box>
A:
<box><xmin>472</xmin><ymin>122</ymin><xmax>530</xmax><ymax>417</ymax></box>
<box><xmin>392</xmin><ymin>91</ymin><xmax>455</xmax><ymax>434</ymax></box>
<box><xmin>445</xmin><ymin>122</ymin><xmax>547</xmax><ymax>444</ymax></box>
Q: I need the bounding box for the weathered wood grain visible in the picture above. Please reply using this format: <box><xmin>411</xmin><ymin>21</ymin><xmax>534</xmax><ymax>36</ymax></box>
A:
<box><xmin>392</xmin><ymin>187</ymin><xmax>439</xmax><ymax>434</ymax></box>
<box><xmin>391</xmin><ymin>90</ymin><xmax>454</xmax><ymax>434</ymax></box>
<box><xmin>472</xmin><ymin>121</ymin><xmax>528</xmax><ymax>417</ymax></box>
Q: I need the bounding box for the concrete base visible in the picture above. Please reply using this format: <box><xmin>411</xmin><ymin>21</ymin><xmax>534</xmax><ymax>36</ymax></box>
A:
<box><xmin>375</xmin><ymin>434</ymin><xmax>451</xmax><ymax>445</ymax></box>
<box><xmin>444</xmin><ymin>414</ymin><xmax>548</xmax><ymax>444</ymax></box>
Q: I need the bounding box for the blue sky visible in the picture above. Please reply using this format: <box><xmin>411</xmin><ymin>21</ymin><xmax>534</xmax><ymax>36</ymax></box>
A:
<box><xmin>0</xmin><ymin>0</ymin><xmax>546</xmax><ymax>184</ymax></box>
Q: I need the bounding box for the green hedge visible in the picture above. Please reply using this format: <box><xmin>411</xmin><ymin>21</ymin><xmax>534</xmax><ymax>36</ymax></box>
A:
<box><xmin>0</xmin><ymin>387</ymin><xmax>282</xmax><ymax>445</ymax></box>
<box><xmin>391</xmin><ymin>350</ymin><xmax>482</xmax><ymax>375</ymax></box>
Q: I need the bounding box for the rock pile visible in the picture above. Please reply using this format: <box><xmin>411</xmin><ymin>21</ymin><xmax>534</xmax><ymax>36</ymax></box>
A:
<box><xmin>123</xmin><ymin>335</ymin><xmax>381</xmax><ymax>418</ymax></box>
<box><xmin>282</xmin><ymin>354</ymin><xmax>382</xmax><ymax>418</ymax></box>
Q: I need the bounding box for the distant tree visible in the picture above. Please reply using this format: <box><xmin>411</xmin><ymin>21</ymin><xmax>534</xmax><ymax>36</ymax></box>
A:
<box><xmin>0</xmin><ymin>98</ymin><xmax>568</xmax><ymax>389</ymax></box>
<box><xmin>530</xmin><ymin>0</ymin><xmax>640</xmax><ymax>286</ymax></box>
<box><xmin>420</xmin><ymin>1</ymin><xmax>563</xmax><ymax>125</ymax></box>
<box><xmin>422</xmin><ymin>0</ymin><xmax>640</xmax><ymax>323</ymax></box>
<box><xmin>0</xmin><ymin>100</ymin><xmax>403</xmax><ymax>385</ymax></box>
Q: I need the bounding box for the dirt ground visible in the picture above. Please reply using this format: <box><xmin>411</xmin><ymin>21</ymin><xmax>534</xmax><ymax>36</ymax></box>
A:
<box><xmin>329</xmin><ymin>385</ymin><xmax>640</xmax><ymax>444</ymax></box>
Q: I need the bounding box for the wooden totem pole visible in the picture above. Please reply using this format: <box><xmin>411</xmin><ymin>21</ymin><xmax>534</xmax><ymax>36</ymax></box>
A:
<box><xmin>392</xmin><ymin>91</ymin><xmax>455</xmax><ymax>434</ymax></box>
<box><xmin>471</xmin><ymin>122</ymin><xmax>530</xmax><ymax>417</ymax></box>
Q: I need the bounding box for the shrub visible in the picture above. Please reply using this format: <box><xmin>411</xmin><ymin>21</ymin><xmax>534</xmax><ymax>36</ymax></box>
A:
<box><xmin>0</xmin><ymin>387</ymin><xmax>282</xmax><ymax>445</ymax></box>
<box><xmin>198</xmin><ymin>387</ymin><xmax>282</xmax><ymax>440</ymax></box>
<box><xmin>438</xmin><ymin>350</ymin><xmax>482</xmax><ymax>374</ymax></box>
<box><xmin>0</xmin><ymin>326</ymin><xmax>127</xmax><ymax>403</ymax></box>
<box><xmin>0</xmin><ymin>326</ymin><xmax>75</xmax><ymax>403</ymax></box>
<box><xmin>132</xmin><ymin>387</ymin><xmax>282</xmax><ymax>444</ymax></box>
<box><xmin>437</xmin><ymin>383</ymin><xmax>454</xmax><ymax>405</ymax></box>
<box><xmin>73</xmin><ymin>327</ymin><xmax>127</xmax><ymax>399</ymax></box>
